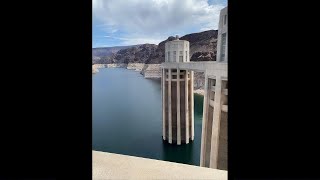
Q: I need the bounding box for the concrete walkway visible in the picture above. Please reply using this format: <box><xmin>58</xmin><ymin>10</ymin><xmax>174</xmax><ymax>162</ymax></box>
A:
<box><xmin>93</xmin><ymin>151</ymin><xmax>227</xmax><ymax>180</ymax></box>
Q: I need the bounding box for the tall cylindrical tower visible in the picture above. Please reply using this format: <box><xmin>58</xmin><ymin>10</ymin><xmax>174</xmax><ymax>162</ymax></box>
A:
<box><xmin>162</xmin><ymin>36</ymin><xmax>194</xmax><ymax>145</ymax></box>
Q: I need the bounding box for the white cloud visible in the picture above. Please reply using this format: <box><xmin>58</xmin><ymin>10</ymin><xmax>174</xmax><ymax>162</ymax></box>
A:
<box><xmin>104</xmin><ymin>35</ymin><xmax>164</xmax><ymax>45</ymax></box>
<box><xmin>200</xmin><ymin>27</ymin><xmax>212</xmax><ymax>31</ymax></box>
<box><xmin>93</xmin><ymin>0</ymin><xmax>225</xmax><ymax>45</ymax></box>
<box><xmin>111</xmin><ymin>29</ymin><xmax>118</xmax><ymax>33</ymax></box>
<box><xmin>120</xmin><ymin>38</ymin><xmax>163</xmax><ymax>45</ymax></box>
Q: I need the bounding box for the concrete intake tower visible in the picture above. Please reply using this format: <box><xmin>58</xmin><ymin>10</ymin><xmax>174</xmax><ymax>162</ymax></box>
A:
<box><xmin>161</xmin><ymin>6</ymin><xmax>228</xmax><ymax>169</ymax></box>
<box><xmin>162</xmin><ymin>36</ymin><xmax>194</xmax><ymax>145</ymax></box>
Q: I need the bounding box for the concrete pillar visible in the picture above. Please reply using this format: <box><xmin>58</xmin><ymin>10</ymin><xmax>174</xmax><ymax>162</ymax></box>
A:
<box><xmin>200</xmin><ymin>75</ymin><xmax>227</xmax><ymax>169</ymax></box>
<box><xmin>190</xmin><ymin>70</ymin><xmax>194</xmax><ymax>141</ymax></box>
<box><xmin>200</xmin><ymin>74</ymin><xmax>209</xmax><ymax>167</ymax></box>
<box><xmin>168</xmin><ymin>69</ymin><xmax>172</xmax><ymax>144</ymax></box>
<box><xmin>209</xmin><ymin>77</ymin><xmax>222</xmax><ymax>168</ymax></box>
<box><xmin>162</xmin><ymin>67</ymin><xmax>194</xmax><ymax>145</ymax></box>
<box><xmin>176</xmin><ymin>69</ymin><xmax>181</xmax><ymax>145</ymax></box>
<box><xmin>185</xmin><ymin>70</ymin><xmax>189</xmax><ymax>144</ymax></box>
<box><xmin>162</xmin><ymin>68</ymin><xmax>166</xmax><ymax>140</ymax></box>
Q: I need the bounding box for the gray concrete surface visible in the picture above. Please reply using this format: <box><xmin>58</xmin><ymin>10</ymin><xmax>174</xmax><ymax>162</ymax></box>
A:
<box><xmin>93</xmin><ymin>151</ymin><xmax>227</xmax><ymax>180</ymax></box>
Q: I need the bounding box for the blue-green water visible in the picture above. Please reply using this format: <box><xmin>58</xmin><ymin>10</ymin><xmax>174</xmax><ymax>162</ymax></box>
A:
<box><xmin>93</xmin><ymin>68</ymin><xmax>204</xmax><ymax>166</ymax></box>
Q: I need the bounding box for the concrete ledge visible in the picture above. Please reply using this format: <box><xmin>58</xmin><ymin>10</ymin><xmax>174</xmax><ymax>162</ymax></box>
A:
<box><xmin>161</xmin><ymin>62</ymin><xmax>227</xmax><ymax>78</ymax></box>
<box><xmin>93</xmin><ymin>151</ymin><xmax>227</xmax><ymax>180</ymax></box>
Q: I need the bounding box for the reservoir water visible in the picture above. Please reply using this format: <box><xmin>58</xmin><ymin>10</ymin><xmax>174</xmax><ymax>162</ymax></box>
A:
<box><xmin>93</xmin><ymin>68</ymin><xmax>204</xmax><ymax>166</ymax></box>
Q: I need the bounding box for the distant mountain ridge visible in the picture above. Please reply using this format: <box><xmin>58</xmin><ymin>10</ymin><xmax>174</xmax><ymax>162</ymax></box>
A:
<box><xmin>92</xmin><ymin>45</ymin><xmax>141</xmax><ymax>64</ymax></box>
<box><xmin>93</xmin><ymin>45</ymin><xmax>141</xmax><ymax>56</ymax></box>
<box><xmin>92</xmin><ymin>30</ymin><xmax>218</xmax><ymax>64</ymax></box>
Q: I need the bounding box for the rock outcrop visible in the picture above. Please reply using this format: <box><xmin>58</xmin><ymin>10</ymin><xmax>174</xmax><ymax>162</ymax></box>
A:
<box><xmin>141</xmin><ymin>64</ymin><xmax>161</xmax><ymax>78</ymax></box>
<box><xmin>105</xmin><ymin>64</ymin><xmax>127</xmax><ymax>68</ymax></box>
<box><xmin>127</xmin><ymin>63</ymin><xmax>145</xmax><ymax>71</ymax></box>
<box><xmin>92</xmin><ymin>64</ymin><xmax>104</xmax><ymax>74</ymax></box>
<box><xmin>92</xmin><ymin>67</ymin><xmax>99</xmax><ymax>74</ymax></box>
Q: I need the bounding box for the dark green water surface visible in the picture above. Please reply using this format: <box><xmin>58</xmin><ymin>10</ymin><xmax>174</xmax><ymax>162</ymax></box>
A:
<box><xmin>93</xmin><ymin>68</ymin><xmax>203</xmax><ymax>166</ymax></box>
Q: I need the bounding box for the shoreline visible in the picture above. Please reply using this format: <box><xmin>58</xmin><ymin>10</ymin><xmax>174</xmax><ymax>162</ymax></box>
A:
<box><xmin>194</xmin><ymin>89</ymin><xmax>204</xmax><ymax>96</ymax></box>
<box><xmin>93</xmin><ymin>63</ymin><xmax>204</xmax><ymax>96</ymax></box>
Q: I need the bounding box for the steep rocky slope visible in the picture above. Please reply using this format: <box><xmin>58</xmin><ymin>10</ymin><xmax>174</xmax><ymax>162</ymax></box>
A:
<box><xmin>145</xmin><ymin>30</ymin><xmax>218</xmax><ymax>64</ymax></box>
<box><xmin>113</xmin><ymin>44</ymin><xmax>158</xmax><ymax>64</ymax></box>
<box><xmin>92</xmin><ymin>45</ymin><xmax>140</xmax><ymax>64</ymax></box>
<box><xmin>92</xmin><ymin>30</ymin><xmax>218</xmax><ymax>64</ymax></box>
<box><xmin>180</xmin><ymin>30</ymin><xmax>218</xmax><ymax>62</ymax></box>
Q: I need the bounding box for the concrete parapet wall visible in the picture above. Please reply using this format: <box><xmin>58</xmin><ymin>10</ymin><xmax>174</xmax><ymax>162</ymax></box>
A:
<box><xmin>93</xmin><ymin>151</ymin><xmax>227</xmax><ymax>180</ymax></box>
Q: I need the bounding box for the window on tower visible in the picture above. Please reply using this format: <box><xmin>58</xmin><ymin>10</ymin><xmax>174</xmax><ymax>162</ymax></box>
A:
<box><xmin>185</xmin><ymin>51</ymin><xmax>188</xmax><ymax>62</ymax></box>
<box><xmin>220</xmin><ymin>33</ymin><xmax>226</xmax><ymax>62</ymax></box>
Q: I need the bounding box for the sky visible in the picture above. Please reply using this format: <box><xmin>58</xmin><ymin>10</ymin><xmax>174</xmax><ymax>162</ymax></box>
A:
<box><xmin>93</xmin><ymin>0</ymin><xmax>227</xmax><ymax>48</ymax></box>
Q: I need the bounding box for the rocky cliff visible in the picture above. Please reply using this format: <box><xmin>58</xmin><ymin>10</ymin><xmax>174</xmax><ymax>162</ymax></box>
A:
<box><xmin>92</xmin><ymin>30</ymin><xmax>218</xmax><ymax>93</ymax></box>
<box><xmin>93</xmin><ymin>30</ymin><xmax>218</xmax><ymax>64</ymax></box>
<box><xmin>141</xmin><ymin>64</ymin><xmax>162</xmax><ymax>78</ymax></box>
<box><xmin>147</xmin><ymin>30</ymin><xmax>218</xmax><ymax>63</ymax></box>
<box><xmin>113</xmin><ymin>44</ymin><xmax>158</xmax><ymax>64</ymax></box>
<box><xmin>180</xmin><ymin>30</ymin><xmax>218</xmax><ymax>62</ymax></box>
